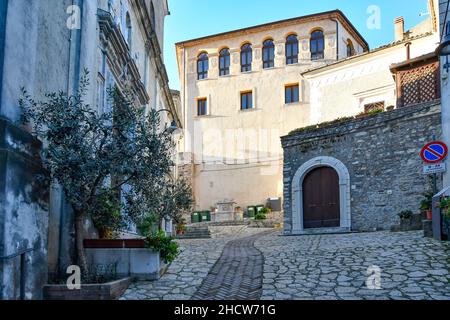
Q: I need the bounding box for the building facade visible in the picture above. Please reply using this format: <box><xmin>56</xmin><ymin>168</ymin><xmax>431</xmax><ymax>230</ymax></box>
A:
<box><xmin>177</xmin><ymin>3</ymin><xmax>439</xmax><ymax>216</ymax></box>
<box><xmin>176</xmin><ymin>10</ymin><xmax>369</xmax><ymax>212</ymax></box>
<box><xmin>0</xmin><ymin>0</ymin><xmax>179</xmax><ymax>299</ymax></box>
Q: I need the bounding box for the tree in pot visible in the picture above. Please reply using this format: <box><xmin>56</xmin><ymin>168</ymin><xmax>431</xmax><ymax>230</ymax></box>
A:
<box><xmin>19</xmin><ymin>72</ymin><xmax>176</xmax><ymax>278</ymax></box>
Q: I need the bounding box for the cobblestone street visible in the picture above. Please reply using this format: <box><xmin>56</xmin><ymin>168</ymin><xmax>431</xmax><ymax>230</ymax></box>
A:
<box><xmin>120</xmin><ymin>226</ymin><xmax>272</xmax><ymax>300</ymax></box>
<box><xmin>256</xmin><ymin>231</ymin><xmax>450</xmax><ymax>300</ymax></box>
<box><xmin>122</xmin><ymin>229</ymin><xmax>450</xmax><ymax>300</ymax></box>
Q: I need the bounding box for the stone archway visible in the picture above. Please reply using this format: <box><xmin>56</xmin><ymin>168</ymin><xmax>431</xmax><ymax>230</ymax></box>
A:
<box><xmin>291</xmin><ymin>156</ymin><xmax>351</xmax><ymax>234</ymax></box>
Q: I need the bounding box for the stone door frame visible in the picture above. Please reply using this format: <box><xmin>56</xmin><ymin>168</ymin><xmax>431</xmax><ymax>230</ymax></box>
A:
<box><xmin>291</xmin><ymin>156</ymin><xmax>351</xmax><ymax>233</ymax></box>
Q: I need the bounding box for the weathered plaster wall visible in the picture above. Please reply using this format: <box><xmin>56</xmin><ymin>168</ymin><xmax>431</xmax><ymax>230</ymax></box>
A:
<box><xmin>282</xmin><ymin>102</ymin><xmax>442</xmax><ymax>234</ymax></box>
<box><xmin>0</xmin><ymin>118</ymin><xmax>49</xmax><ymax>300</ymax></box>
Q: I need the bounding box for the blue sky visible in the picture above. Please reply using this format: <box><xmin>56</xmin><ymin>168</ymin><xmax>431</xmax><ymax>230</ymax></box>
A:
<box><xmin>164</xmin><ymin>0</ymin><xmax>430</xmax><ymax>90</ymax></box>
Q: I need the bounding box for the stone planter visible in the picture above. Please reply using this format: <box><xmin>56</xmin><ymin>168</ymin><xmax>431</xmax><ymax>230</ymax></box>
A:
<box><xmin>84</xmin><ymin>240</ymin><xmax>168</xmax><ymax>281</ymax></box>
<box><xmin>43</xmin><ymin>277</ymin><xmax>132</xmax><ymax>300</ymax></box>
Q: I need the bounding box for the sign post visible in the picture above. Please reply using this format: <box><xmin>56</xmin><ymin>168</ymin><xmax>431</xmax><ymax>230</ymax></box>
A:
<box><xmin>420</xmin><ymin>140</ymin><xmax>448</xmax><ymax>195</ymax></box>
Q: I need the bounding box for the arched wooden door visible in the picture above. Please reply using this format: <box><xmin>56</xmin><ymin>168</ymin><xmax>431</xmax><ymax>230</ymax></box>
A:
<box><xmin>302</xmin><ymin>167</ymin><xmax>340</xmax><ymax>229</ymax></box>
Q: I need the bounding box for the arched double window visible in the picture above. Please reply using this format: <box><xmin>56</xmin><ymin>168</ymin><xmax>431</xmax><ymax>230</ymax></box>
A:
<box><xmin>219</xmin><ymin>48</ymin><xmax>230</xmax><ymax>76</ymax></box>
<box><xmin>263</xmin><ymin>39</ymin><xmax>275</xmax><ymax>69</ymax></box>
<box><xmin>310</xmin><ymin>30</ymin><xmax>324</xmax><ymax>61</ymax></box>
<box><xmin>197</xmin><ymin>52</ymin><xmax>209</xmax><ymax>80</ymax></box>
<box><xmin>241</xmin><ymin>43</ymin><xmax>252</xmax><ymax>72</ymax></box>
<box><xmin>286</xmin><ymin>34</ymin><xmax>298</xmax><ymax>65</ymax></box>
<box><xmin>346</xmin><ymin>39</ymin><xmax>355</xmax><ymax>57</ymax></box>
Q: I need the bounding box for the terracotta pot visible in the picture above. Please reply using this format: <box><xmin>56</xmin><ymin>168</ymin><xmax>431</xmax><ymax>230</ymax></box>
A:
<box><xmin>426</xmin><ymin>210</ymin><xmax>433</xmax><ymax>221</ymax></box>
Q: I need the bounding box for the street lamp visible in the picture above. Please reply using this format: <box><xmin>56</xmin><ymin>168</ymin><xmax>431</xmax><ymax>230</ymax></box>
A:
<box><xmin>437</xmin><ymin>22</ymin><xmax>450</xmax><ymax>56</ymax></box>
<box><xmin>156</xmin><ymin>108</ymin><xmax>181</xmax><ymax>135</ymax></box>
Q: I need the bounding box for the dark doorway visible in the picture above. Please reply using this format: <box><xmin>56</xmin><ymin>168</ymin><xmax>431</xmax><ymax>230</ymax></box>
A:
<box><xmin>303</xmin><ymin>167</ymin><xmax>340</xmax><ymax>229</ymax></box>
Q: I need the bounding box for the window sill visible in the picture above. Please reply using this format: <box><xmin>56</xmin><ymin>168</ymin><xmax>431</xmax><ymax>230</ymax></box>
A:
<box><xmin>239</xmin><ymin>108</ymin><xmax>260</xmax><ymax>113</ymax></box>
<box><xmin>194</xmin><ymin>115</ymin><xmax>212</xmax><ymax>119</ymax></box>
<box><xmin>284</xmin><ymin>102</ymin><xmax>301</xmax><ymax>107</ymax></box>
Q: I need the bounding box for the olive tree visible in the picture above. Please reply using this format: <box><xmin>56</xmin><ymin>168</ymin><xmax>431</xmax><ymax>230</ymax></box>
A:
<box><xmin>19</xmin><ymin>72</ymin><xmax>177</xmax><ymax>276</ymax></box>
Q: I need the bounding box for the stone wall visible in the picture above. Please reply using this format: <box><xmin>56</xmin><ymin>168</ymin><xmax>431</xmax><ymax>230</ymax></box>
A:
<box><xmin>282</xmin><ymin>101</ymin><xmax>442</xmax><ymax>234</ymax></box>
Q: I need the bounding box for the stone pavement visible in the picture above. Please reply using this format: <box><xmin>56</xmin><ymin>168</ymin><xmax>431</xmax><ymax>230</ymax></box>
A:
<box><xmin>255</xmin><ymin>231</ymin><xmax>450</xmax><ymax>300</ymax></box>
<box><xmin>191</xmin><ymin>231</ymin><xmax>273</xmax><ymax>300</ymax></box>
<box><xmin>120</xmin><ymin>226</ymin><xmax>272</xmax><ymax>300</ymax></box>
<box><xmin>121</xmin><ymin>229</ymin><xmax>449</xmax><ymax>300</ymax></box>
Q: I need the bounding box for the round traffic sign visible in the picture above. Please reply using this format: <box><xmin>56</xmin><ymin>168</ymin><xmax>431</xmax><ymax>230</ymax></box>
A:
<box><xmin>420</xmin><ymin>141</ymin><xmax>448</xmax><ymax>164</ymax></box>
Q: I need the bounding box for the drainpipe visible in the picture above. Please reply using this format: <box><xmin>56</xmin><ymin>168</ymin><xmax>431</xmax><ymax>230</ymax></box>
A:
<box><xmin>331</xmin><ymin>18</ymin><xmax>339</xmax><ymax>61</ymax></box>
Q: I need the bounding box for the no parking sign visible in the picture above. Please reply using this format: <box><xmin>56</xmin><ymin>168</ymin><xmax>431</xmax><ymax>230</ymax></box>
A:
<box><xmin>420</xmin><ymin>141</ymin><xmax>448</xmax><ymax>164</ymax></box>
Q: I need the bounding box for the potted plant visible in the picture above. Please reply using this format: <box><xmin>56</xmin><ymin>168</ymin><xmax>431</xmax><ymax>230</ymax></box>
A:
<box><xmin>420</xmin><ymin>191</ymin><xmax>434</xmax><ymax>220</ymax></box>
<box><xmin>255</xmin><ymin>207</ymin><xmax>271</xmax><ymax>220</ymax></box>
<box><xmin>176</xmin><ymin>224</ymin><xmax>186</xmax><ymax>235</ymax></box>
<box><xmin>145</xmin><ymin>230</ymin><xmax>180</xmax><ymax>264</ymax></box>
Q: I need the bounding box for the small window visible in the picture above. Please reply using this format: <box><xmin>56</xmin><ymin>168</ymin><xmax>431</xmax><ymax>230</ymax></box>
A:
<box><xmin>197</xmin><ymin>98</ymin><xmax>207</xmax><ymax>116</ymax></box>
<box><xmin>347</xmin><ymin>39</ymin><xmax>355</xmax><ymax>57</ymax></box>
<box><xmin>310</xmin><ymin>30</ymin><xmax>324</xmax><ymax>61</ymax></box>
<box><xmin>197</xmin><ymin>53</ymin><xmax>209</xmax><ymax>80</ymax></box>
<box><xmin>219</xmin><ymin>48</ymin><xmax>230</xmax><ymax>76</ymax></box>
<box><xmin>241</xmin><ymin>43</ymin><xmax>252</xmax><ymax>72</ymax></box>
<box><xmin>285</xmin><ymin>84</ymin><xmax>300</xmax><ymax>104</ymax></box>
<box><xmin>263</xmin><ymin>39</ymin><xmax>275</xmax><ymax>69</ymax></box>
<box><xmin>241</xmin><ymin>91</ymin><xmax>253</xmax><ymax>110</ymax></box>
<box><xmin>364</xmin><ymin>101</ymin><xmax>385</xmax><ymax>113</ymax></box>
<box><xmin>286</xmin><ymin>35</ymin><xmax>299</xmax><ymax>65</ymax></box>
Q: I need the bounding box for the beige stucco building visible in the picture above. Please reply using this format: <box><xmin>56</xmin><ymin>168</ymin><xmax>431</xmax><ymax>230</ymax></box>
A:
<box><xmin>176</xmin><ymin>10</ymin><xmax>371</xmax><ymax>211</ymax></box>
<box><xmin>176</xmin><ymin>4</ymin><xmax>439</xmax><ymax>213</ymax></box>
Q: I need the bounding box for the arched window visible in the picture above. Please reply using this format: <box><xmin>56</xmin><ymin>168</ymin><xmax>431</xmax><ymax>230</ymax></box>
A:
<box><xmin>219</xmin><ymin>48</ymin><xmax>230</xmax><ymax>76</ymax></box>
<box><xmin>241</xmin><ymin>43</ymin><xmax>252</xmax><ymax>72</ymax></box>
<box><xmin>150</xmin><ymin>1</ymin><xmax>156</xmax><ymax>29</ymax></box>
<box><xmin>310</xmin><ymin>30</ymin><xmax>324</xmax><ymax>61</ymax></box>
<box><xmin>126</xmin><ymin>12</ymin><xmax>132</xmax><ymax>50</ymax></box>
<box><xmin>197</xmin><ymin>52</ymin><xmax>209</xmax><ymax>80</ymax></box>
<box><xmin>286</xmin><ymin>34</ymin><xmax>299</xmax><ymax>65</ymax></box>
<box><xmin>263</xmin><ymin>39</ymin><xmax>275</xmax><ymax>69</ymax></box>
<box><xmin>346</xmin><ymin>39</ymin><xmax>355</xmax><ymax>57</ymax></box>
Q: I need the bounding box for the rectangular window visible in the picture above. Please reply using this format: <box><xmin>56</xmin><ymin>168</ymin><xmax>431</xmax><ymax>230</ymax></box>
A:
<box><xmin>364</xmin><ymin>101</ymin><xmax>385</xmax><ymax>113</ymax></box>
<box><xmin>285</xmin><ymin>84</ymin><xmax>300</xmax><ymax>104</ymax></box>
<box><xmin>197</xmin><ymin>98</ymin><xmax>207</xmax><ymax>116</ymax></box>
<box><xmin>241</xmin><ymin>91</ymin><xmax>253</xmax><ymax>110</ymax></box>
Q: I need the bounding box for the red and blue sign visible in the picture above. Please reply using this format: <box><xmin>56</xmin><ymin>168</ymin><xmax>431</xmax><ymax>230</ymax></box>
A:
<box><xmin>420</xmin><ymin>141</ymin><xmax>448</xmax><ymax>164</ymax></box>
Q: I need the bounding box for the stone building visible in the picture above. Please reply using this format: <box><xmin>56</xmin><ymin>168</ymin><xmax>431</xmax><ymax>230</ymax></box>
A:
<box><xmin>282</xmin><ymin>1</ymin><xmax>442</xmax><ymax>234</ymax></box>
<box><xmin>176</xmin><ymin>10</ymin><xmax>369</xmax><ymax>212</ymax></box>
<box><xmin>176</xmin><ymin>1</ymin><xmax>440</xmax><ymax>215</ymax></box>
<box><xmin>0</xmin><ymin>0</ymin><xmax>179</xmax><ymax>299</ymax></box>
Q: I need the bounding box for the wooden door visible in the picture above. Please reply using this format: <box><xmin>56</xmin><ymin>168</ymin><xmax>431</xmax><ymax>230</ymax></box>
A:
<box><xmin>303</xmin><ymin>167</ymin><xmax>340</xmax><ymax>229</ymax></box>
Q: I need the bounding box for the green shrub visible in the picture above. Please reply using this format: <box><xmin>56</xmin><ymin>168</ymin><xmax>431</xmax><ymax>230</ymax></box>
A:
<box><xmin>145</xmin><ymin>230</ymin><xmax>180</xmax><ymax>264</ymax></box>
<box><xmin>255</xmin><ymin>213</ymin><xmax>267</xmax><ymax>220</ymax></box>
<box><xmin>398</xmin><ymin>210</ymin><xmax>413</xmax><ymax>220</ymax></box>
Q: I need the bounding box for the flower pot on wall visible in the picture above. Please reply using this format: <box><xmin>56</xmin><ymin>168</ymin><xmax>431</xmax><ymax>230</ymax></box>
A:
<box><xmin>426</xmin><ymin>210</ymin><xmax>433</xmax><ymax>221</ymax></box>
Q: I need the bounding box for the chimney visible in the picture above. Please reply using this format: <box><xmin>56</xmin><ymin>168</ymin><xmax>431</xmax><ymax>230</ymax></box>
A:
<box><xmin>394</xmin><ymin>17</ymin><xmax>405</xmax><ymax>41</ymax></box>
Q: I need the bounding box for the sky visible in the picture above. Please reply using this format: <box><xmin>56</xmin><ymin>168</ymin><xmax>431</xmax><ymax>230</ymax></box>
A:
<box><xmin>163</xmin><ymin>0</ymin><xmax>431</xmax><ymax>90</ymax></box>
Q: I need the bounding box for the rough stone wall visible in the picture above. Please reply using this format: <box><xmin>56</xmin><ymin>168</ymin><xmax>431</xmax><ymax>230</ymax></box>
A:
<box><xmin>282</xmin><ymin>102</ymin><xmax>442</xmax><ymax>233</ymax></box>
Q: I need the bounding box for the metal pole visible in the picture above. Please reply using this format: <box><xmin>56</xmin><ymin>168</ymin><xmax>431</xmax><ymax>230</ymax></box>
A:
<box><xmin>20</xmin><ymin>253</ymin><xmax>25</xmax><ymax>300</ymax></box>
